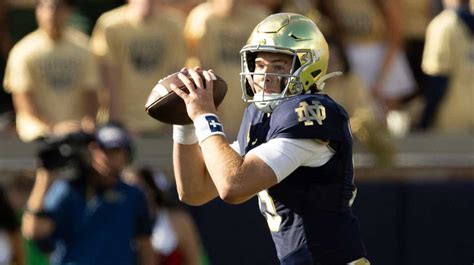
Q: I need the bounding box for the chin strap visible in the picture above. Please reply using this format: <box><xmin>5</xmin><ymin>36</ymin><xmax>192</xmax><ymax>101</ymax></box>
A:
<box><xmin>315</xmin><ymin>71</ymin><xmax>343</xmax><ymax>91</ymax></box>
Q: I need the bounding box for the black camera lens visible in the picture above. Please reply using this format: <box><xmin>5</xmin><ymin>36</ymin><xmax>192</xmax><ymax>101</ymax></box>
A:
<box><xmin>38</xmin><ymin>143</ymin><xmax>73</xmax><ymax>170</ymax></box>
<box><xmin>36</xmin><ymin>131</ymin><xmax>92</xmax><ymax>171</ymax></box>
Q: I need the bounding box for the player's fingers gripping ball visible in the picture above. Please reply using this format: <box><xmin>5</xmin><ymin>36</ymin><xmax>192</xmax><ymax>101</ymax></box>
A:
<box><xmin>145</xmin><ymin>69</ymin><xmax>228</xmax><ymax>125</ymax></box>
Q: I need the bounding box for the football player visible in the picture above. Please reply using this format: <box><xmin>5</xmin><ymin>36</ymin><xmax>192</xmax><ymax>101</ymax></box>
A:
<box><xmin>170</xmin><ymin>13</ymin><xmax>370</xmax><ymax>264</ymax></box>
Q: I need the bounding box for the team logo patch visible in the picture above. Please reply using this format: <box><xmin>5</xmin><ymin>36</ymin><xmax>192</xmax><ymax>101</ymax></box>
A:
<box><xmin>205</xmin><ymin>115</ymin><xmax>223</xmax><ymax>132</ymax></box>
<box><xmin>294</xmin><ymin>100</ymin><xmax>326</xmax><ymax>126</ymax></box>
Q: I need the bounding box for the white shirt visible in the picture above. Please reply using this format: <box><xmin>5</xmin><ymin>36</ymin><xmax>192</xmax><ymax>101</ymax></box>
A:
<box><xmin>151</xmin><ymin>209</ymin><xmax>178</xmax><ymax>256</ymax></box>
<box><xmin>231</xmin><ymin>138</ymin><xmax>335</xmax><ymax>183</ymax></box>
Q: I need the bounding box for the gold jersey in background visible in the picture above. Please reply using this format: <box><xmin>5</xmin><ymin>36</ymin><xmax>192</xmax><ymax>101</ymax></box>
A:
<box><xmin>422</xmin><ymin>9</ymin><xmax>474</xmax><ymax>133</ymax></box>
<box><xmin>3</xmin><ymin>28</ymin><xmax>99</xmax><ymax>141</ymax></box>
<box><xmin>91</xmin><ymin>5</ymin><xmax>187</xmax><ymax>133</ymax></box>
<box><xmin>184</xmin><ymin>2</ymin><xmax>269</xmax><ymax>140</ymax></box>
<box><xmin>331</xmin><ymin>0</ymin><xmax>386</xmax><ymax>44</ymax></box>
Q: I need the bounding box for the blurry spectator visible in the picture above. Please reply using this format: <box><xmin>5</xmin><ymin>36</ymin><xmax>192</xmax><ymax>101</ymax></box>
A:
<box><xmin>3</xmin><ymin>0</ymin><xmax>99</xmax><ymax>142</ymax></box>
<box><xmin>90</xmin><ymin>0</ymin><xmax>187</xmax><ymax>135</ymax></box>
<box><xmin>324</xmin><ymin>68</ymin><xmax>397</xmax><ymax>166</ymax></box>
<box><xmin>420</xmin><ymin>0</ymin><xmax>474</xmax><ymax>132</ymax></box>
<box><xmin>5</xmin><ymin>173</ymin><xmax>49</xmax><ymax>265</ymax></box>
<box><xmin>325</xmin><ymin>0</ymin><xmax>416</xmax><ymax>129</ymax></box>
<box><xmin>282</xmin><ymin>1</ymin><xmax>397</xmax><ymax>165</ymax></box>
<box><xmin>321</xmin><ymin>1</ymin><xmax>397</xmax><ymax>163</ymax></box>
<box><xmin>124</xmin><ymin>167</ymin><xmax>206</xmax><ymax>265</ymax></box>
<box><xmin>0</xmin><ymin>185</ymin><xmax>25</xmax><ymax>265</ymax></box>
<box><xmin>158</xmin><ymin>0</ymin><xmax>203</xmax><ymax>18</ymax></box>
<box><xmin>21</xmin><ymin>122</ymin><xmax>154</xmax><ymax>265</ymax></box>
<box><xmin>400</xmin><ymin>0</ymin><xmax>434</xmax><ymax>102</ymax></box>
<box><xmin>184</xmin><ymin>0</ymin><xmax>269</xmax><ymax>139</ymax></box>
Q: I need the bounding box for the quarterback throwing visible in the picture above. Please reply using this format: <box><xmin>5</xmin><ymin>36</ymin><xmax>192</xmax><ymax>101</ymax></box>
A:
<box><xmin>170</xmin><ymin>13</ymin><xmax>370</xmax><ymax>265</ymax></box>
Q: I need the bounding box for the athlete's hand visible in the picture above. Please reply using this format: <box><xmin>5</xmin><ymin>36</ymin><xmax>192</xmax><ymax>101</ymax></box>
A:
<box><xmin>170</xmin><ymin>67</ymin><xmax>218</xmax><ymax>121</ymax></box>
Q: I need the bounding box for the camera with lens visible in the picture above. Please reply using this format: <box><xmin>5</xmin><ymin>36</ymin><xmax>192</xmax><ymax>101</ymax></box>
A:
<box><xmin>36</xmin><ymin>131</ymin><xmax>93</xmax><ymax>180</ymax></box>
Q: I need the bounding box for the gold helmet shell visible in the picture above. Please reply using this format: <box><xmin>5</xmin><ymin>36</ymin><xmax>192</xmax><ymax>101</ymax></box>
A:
<box><xmin>240</xmin><ymin>13</ymin><xmax>329</xmax><ymax>107</ymax></box>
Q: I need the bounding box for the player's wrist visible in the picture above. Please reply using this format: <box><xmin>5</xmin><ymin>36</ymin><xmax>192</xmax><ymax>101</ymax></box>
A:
<box><xmin>193</xmin><ymin>113</ymin><xmax>226</xmax><ymax>144</ymax></box>
<box><xmin>173</xmin><ymin>124</ymin><xmax>198</xmax><ymax>145</ymax></box>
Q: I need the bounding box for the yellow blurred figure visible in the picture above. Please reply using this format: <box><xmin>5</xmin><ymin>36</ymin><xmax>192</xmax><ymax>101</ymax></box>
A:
<box><xmin>421</xmin><ymin>0</ymin><xmax>474</xmax><ymax>133</ymax></box>
<box><xmin>184</xmin><ymin>0</ymin><xmax>270</xmax><ymax>139</ymax></box>
<box><xmin>91</xmin><ymin>0</ymin><xmax>187</xmax><ymax>135</ymax></box>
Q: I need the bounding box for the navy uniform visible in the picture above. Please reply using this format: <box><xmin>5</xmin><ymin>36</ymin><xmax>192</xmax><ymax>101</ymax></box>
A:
<box><xmin>171</xmin><ymin>13</ymin><xmax>370</xmax><ymax>265</ymax></box>
<box><xmin>237</xmin><ymin>94</ymin><xmax>367</xmax><ymax>264</ymax></box>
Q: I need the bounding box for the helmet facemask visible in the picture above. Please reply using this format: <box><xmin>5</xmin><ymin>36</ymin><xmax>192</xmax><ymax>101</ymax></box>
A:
<box><xmin>240</xmin><ymin>47</ymin><xmax>314</xmax><ymax>113</ymax></box>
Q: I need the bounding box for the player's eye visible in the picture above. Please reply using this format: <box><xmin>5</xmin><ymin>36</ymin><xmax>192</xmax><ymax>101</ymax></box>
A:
<box><xmin>272</xmin><ymin>64</ymin><xmax>290</xmax><ymax>73</ymax></box>
<box><xmin>274</xmin><ymin>65</ymin><xmax>284</xmax><ymax>72</ymax></box>
<box><xmin>255</xmin><ymin>62</ymin><xmax>266</xmax><ymax>72</ymax></box>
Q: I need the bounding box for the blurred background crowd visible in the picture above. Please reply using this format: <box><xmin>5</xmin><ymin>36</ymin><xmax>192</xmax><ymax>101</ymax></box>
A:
<box><xmin>0</xmin><ymin>0</ymin><xmax>473</xmax><ymax>264</ymax></box>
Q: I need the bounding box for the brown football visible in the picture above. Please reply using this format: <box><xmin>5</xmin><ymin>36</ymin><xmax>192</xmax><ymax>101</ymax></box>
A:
<box><xmin>145</xmin><ymin>70</ymin><xmax>228</xmax><ymax>125</ymax></box>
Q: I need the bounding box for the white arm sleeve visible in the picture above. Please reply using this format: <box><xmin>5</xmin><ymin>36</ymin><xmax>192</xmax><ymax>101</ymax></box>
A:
<box><xmin>247</xmin><ymin>138</ymin><xmax>335</xmax><ymax>183</ymax></box>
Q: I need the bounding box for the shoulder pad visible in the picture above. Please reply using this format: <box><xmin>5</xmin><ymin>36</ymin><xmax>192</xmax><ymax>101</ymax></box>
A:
<box><xmin>268</xmin><ymin>94</ymin><xmax>348</xmax><ymax>141</ymax></box>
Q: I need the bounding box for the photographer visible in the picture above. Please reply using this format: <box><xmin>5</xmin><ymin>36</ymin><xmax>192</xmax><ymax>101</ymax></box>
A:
<box><xmin>22</xmin><ymin>123</ymin><xmax>154</xmax><ymax>265</ymax></box>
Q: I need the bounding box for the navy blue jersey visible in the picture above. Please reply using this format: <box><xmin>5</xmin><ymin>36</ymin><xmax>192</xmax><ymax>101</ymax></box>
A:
<box><xmin>41</xmin><ymin>179</ymin><xmax>152</xmax><ymax>265</ymax></box>
<box><xmin>237</xmin><ymin>94</ymin><xmax>367</xmax><ymax>264</ymax></box>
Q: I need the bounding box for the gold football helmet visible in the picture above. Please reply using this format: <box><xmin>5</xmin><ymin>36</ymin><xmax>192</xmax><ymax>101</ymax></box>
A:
<box><xmin>240</xmin><ymin>13</ymin><xmax>340</xmax><ymax>112</ymax></box>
